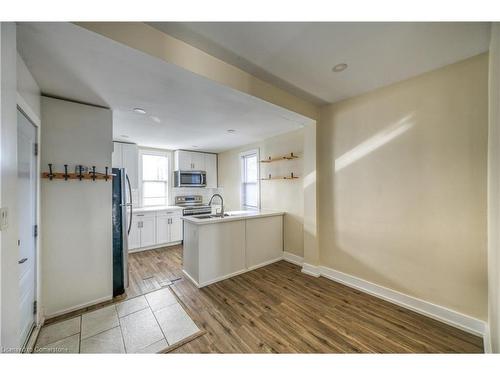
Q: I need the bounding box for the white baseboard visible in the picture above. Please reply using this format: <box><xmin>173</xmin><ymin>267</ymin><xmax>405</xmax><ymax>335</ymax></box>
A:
<box><xmin>182</xmin><ymin>269</ymin><xmax>200</xmax><ymax>288</ymax></box>
<box><xmin>129</xmin><ymin>241</ymin><xmax>182</xmax><ymax>254</ymax></box>
<box><xmin>319</xmin><ymin>266</ymin><xmax>486</xmax><ymax>337</ymax></box>
<box><xmin>283</xmin><ymin>252</ymin><xmax>304</xmax><ymax>266</ymax></box>
<box><xmin>302</xmin><ymin>263</ymin><xmax>321</xmax><ymax>277</ymax></box>
<box><xmin>44</xmin><ymin>295</ymin><xmax>112</xmax><ymax>320</ymax></box>
<box><xmin>248</xmin><ymin>256</ymin><xmax>283</xmax><ymax>271</ymax></box>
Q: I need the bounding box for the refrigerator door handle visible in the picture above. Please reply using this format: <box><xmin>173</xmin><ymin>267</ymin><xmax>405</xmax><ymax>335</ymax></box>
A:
<box><xmin>126</xmin><ymin>174</ymin><xmax>133</xmax><ymax>235</ymax></box>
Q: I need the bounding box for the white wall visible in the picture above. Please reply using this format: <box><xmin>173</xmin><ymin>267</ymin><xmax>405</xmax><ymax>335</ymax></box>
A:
<box><xmin>488</xmin><ymin>23</ymin><xmax>500</xmax><ymax>353</ymax></box>
<box><xmin>41</xmin><ymin>96</ymin><xmax>113</xmax><ymax>318</ymax></box>
<box><xmin>0</xmin><ymin>22</ymin><xmax>20</xmax><ymax>351</ymax></box>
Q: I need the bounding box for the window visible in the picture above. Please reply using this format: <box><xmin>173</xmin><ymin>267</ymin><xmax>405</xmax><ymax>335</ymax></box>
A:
<box><xmin>141</xmin><ymin>151</ymin><xmax>168</xmax><ymax>206</ymax></box>
<box><xmin>240</xmin><ymin>149</ymin><xmax>260</xmax><ymax>209</ymax></box>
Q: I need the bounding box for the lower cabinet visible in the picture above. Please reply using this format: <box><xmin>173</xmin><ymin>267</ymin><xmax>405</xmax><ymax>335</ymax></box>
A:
<box><xmin>156</xmin><ymin>211</ymin><xmax>182</xmax><ymax>244</ymax></box>
<box><xmin>128</xmin><ymin>210</ymin><xmax>182</xmax><ymax>251</ymax></box>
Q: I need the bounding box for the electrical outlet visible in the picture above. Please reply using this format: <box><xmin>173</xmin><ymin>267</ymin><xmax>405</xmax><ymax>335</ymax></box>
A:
<box><xmin>0</xmin><ymin>207</ymin><xmax>8</xmax><ymax>231</ymax></box>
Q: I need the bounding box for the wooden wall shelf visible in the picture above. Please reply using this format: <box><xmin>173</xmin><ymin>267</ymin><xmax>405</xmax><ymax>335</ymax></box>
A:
<box><xmin>42</xmin><ymin>172</ymin><xmax>112</xmax><ymax>181</ymax></box>
<box><xmin>260</xmin><ymin>152</ymin><xmax>299</xmax><ymax>163</ymax></box>
<box><xmin>261</xmin><ymin>176</ymin><xmax>299</xmax><ymax>181</ymax></box>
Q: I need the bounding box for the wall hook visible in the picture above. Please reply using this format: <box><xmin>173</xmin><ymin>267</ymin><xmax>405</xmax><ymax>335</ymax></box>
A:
<box><xmin>78</xmin><ymin>165</ymin><xmax>83</xmax><ymax>181</ymax></box>
<box><xmin>91</xmin><ymin>166</ymin><xmax>96</xmax><ymax>181</ymax></box>
<box><xmin>48</xmin><ymin>164</ymin><xmax>54</xmax><ymax>181</ymax></box>
<box><xmin>64</xmin><ymin>164</ymin><xmax>69</xmax><ymax>181</ymax></box>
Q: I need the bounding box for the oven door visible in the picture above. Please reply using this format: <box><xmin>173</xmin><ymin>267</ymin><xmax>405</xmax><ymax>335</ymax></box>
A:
<box><xmin>175</xmin><ymin>170</ymin><xmax>207</xmax><ymax>187</ymax></box>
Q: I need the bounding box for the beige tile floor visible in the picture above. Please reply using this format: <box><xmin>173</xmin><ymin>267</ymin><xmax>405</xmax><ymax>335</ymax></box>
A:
<box><xmin>34</xmin><ymin>287</ymin><xmax>200</xmax><ymax>353</ymax></box>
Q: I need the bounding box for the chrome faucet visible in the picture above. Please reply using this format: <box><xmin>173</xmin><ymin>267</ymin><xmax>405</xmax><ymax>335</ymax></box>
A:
<box><xmin>208</xmin><ymin>194</ymin><xmax>224</xmax><ymax>217</ymax></box>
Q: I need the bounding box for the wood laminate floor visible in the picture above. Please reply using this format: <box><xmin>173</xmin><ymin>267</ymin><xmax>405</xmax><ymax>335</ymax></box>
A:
<box><xmin>128</xmin><ymin>246</ymin><xmax>484</xmax><ymax>353</ymax></box>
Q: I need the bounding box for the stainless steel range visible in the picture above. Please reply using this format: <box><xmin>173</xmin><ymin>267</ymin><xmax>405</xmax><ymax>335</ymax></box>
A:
<box><xmin>175</xmin><ymin>195</ymin><xmax>212</xmax><ymax>216</ymax></box>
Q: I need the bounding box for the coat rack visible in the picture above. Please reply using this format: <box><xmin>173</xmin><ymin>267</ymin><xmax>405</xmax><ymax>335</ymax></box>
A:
<box><xmin>42</xmin><ymin>164</ymin><xmax>113</xmax><ymax>181</ymax></box>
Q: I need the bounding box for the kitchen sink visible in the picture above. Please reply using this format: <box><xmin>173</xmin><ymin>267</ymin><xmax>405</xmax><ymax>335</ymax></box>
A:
<box><xmin>193</xmin><ymin>214</ymin><xmax>229</xmax><ymax>219</ymax></box>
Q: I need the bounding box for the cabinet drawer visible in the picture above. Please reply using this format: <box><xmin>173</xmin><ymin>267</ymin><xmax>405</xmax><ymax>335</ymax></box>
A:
<box><xmin>133</xmin><ymin>211</ymin><xmax>156</xmax><ymax>218</ymax></box>
<box><xmin>157</xmin><ymin>210</ymin><xmax>182</xmax><ymax>217</ymax></box>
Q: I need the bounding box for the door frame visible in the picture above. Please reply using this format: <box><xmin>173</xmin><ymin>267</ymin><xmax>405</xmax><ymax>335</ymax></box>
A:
<box><xmin>16</xmin><ymin>96</ymin><xmax>42</xmax><ymax>334</ymax></box>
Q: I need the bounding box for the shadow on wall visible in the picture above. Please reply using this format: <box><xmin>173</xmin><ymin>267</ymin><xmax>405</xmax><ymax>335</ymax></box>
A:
<box><xmin>334</xmin><ymin>113</ymin><xmax>415</xmax><ymax>173</ymax></box>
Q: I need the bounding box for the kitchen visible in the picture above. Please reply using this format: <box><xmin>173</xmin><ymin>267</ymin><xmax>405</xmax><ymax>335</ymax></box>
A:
<box><xmin>2</xmin><ymin>18</ymin><xmax>498</xmax><ymax>358</ymax></box>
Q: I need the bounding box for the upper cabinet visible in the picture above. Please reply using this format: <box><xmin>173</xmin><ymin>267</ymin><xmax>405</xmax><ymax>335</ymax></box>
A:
<box><xmin>112</xmin><ymin>141</ymin><xmax>139</xmax><ymax>190</ymax></box>
<box><xmin>174</xmin><ymin>150</ymin><xmax>218</xmax><ymax>188</ymax></box>
<box><xmin>204</xmin><ymin>153</ymin><xmax>217</xmax><ymax>188</ymax></box>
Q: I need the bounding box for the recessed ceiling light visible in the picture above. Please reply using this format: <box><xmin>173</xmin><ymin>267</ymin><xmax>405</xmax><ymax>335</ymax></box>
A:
<box><xmin>150</xmin><ymin>116</ymin><xmax>161</xmax><ymax>123</ymax></box>
<box><xmin>133</xmin><ymin>108</ymin><xmax>146</xmax><ymax>114</ymax></box>
<box><xmin>332</xmin><ymin>63</ymin><xmax>348</xmax><ymax>72</ymax></box>
<box><xmin>120</xmin><ymin>134</ymin><xmax>129</xmax><ymax>138</ymax></box>
<box><xmin>191</xmin><ymin>145</ymin><xmax>199</xmax><ymax>148</ymax></box>
<box><xmin>227</xmin><ymin>129</ymin><xmax>236</xmax><ymax>134</ymax></box>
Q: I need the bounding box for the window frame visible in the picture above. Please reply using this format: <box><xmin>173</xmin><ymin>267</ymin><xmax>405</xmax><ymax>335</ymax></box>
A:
<box><xmin>239</xmin><ymin>148</ymin><xmax>260</xmax><ymax>210</ymax></box>
<box><xmin>138</xmin><ymin>148</ymin><xmax>170</xmax><ymax>207</ymax></box>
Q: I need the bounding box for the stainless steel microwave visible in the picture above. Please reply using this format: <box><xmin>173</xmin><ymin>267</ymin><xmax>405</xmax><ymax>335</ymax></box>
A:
<box><xmin>174</xmin><ymin>170</ymin><xmax>207</xmax><ymax>187</ymax></box>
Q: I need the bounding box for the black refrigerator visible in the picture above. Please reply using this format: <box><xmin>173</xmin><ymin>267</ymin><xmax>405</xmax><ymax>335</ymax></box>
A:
<box><xmin>112</xmin><ymin>168</ymin><xmax>132</xmax><ymax>296</ymax></box>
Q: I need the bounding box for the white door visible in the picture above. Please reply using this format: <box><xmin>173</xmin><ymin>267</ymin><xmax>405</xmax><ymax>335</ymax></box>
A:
<box><xmin>17</xmin><ymin>109</ymin><xmax>37</xmax><ymax>346</ymax></box>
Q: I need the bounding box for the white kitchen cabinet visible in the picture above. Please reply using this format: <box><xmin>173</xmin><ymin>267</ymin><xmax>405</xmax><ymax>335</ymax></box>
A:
<box><xmin>140</xmin><ymin>215</ymin><xmax>156</xmax><ymax>248</ymax></box>
<box><xmin>170</xmin><ymin>215</ymin><xmax>183</xmax><ymax>242</ymax></box>
<box><xmin>174</xmin><ymin>150</ymin><xmax>193</xmax><ymax>171</ymax></box>
<box><xmin>130</xmin><ymin>209</ymin><xmax>183</xmax><ymax>252</ymax></box>
<box><xmin>174</xmin><ymin>150</ymin><xmax>218</xmax><ymax>187</ymax></box>
<box><xmin>128</xmin><ymin>213</ymin><xmax>141</xmax><ymax>250</ymax></box>
<box><xmin>129</xmin><ymin>212</ymin><xmax>156</xmax><ymax>250</ymax></box>
<box><xmin>112</xmin><ymin>142</ymin><xmax>123</xmax><ymax>167</ymax></box>
<box><xmin>191</xmin><ymin>152</ymin><xmax>205</xmax><ymax>171</ymax></box>
<box><xmin>156</xmin><ymin>215</ymin><xmax>170</xmax><ymax>244</ymax></box>
<box><xmin>157</xmin><ymin>211</ymin><xmax>182</xmax><ymax>244</ymax></box>
<box><xmin>204</xmin><ymin>153</ymin><xmax>218</xmax><ymax>188</ymax></box>
<box><xmin>112</xmin><ymin>141</ymin><xmax>139</xmax><ymax>190</ymax></box>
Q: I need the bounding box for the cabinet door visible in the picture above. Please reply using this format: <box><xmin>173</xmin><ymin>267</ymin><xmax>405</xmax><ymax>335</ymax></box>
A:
<box><xmin>128</xmin><ymin>213</ymin><xmax>141</xmax><ymax>250</ymax></box>
<box><xmin>140</xmin><ymin>215</ymin><xmax>156</xmax><ymax>248</ymax></box>
<box><xmin>156</xmin><ymin>215</ymin><xmax>170</xmax><ymax>244</ymax></box>
<box><xmin>169</xmin><ymin>215</ymin><xmax>183</xmax><ymax>243</ymax></box>
<box><xmin>191</xmin><ymin>152</ymin><xmax>205</xmax><ymax>171</ymax></box>
<box><xmin>175</xmin><ymin>150</ymin><xmax>193</xmax><ymax>170</ymax></box>
<box><xmin>112</xmin><ymin>142</ymin><xmax>123</xmax><ymax>168</ymax></box>
<box><xmin>204</xmin><ymin>153</ymin><xmax>217</xmax><ymax>188</ymax></box>
<box><xmin>121</xmin><ymin>143</ymin><xmax>139</xmax><ymax>190</ymax></box>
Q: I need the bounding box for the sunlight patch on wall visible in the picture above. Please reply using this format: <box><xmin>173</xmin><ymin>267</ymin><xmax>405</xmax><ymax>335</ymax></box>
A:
<box><xmin>335</xmin><ymin>113</ymin><xmax>415</xmax><ymax>172</ymax></box>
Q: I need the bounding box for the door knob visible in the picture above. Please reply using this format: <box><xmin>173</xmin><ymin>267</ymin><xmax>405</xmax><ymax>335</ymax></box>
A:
<box><xmin>18</xmin><ymin>258</ymin><xmax>28</xmax><ymax>264</ymax></box>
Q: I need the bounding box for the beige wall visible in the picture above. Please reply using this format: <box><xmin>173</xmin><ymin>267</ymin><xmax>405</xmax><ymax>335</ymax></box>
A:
<box><xmin>317</xmin><ymin>53</ymin><xmax>489</xmax><ymax>320</ymax></box>
<box><xmin>218</xmin><ymin>129</ymin><xmax>305</xmax><ymax>257</ymax></box>
<box><xmin>488</xmin><ymin>23</ymin><xmax>500</xmax><ymax>353</ymax></box>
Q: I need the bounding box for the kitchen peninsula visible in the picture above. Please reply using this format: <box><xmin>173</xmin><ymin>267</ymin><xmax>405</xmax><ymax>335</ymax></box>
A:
<box><xmin>182</xmin><ymin>211</ymin><xmax>284</xmax><ymax>287</ymax></box>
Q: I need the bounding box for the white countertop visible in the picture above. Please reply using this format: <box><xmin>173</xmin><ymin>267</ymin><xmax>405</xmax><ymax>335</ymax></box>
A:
<box><xmin>182</xmin><ymin>210</ymin><xmax>284</xmax><ymax>225</ymax></box>
<box><xmin>132</xmin><ymin>205</ymin><xmax>183</xmax><ymax>213</ymax></box>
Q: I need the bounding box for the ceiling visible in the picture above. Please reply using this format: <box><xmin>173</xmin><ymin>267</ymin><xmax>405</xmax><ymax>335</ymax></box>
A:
<box><xmin>17</xmin><ymin>22</ymin><xmax>312</xmax><ymax>153</ymax></box>
<box><xmin>149</xmin><ymin>22</ymin><xmax>491</xmax><ymax>104</ymax></box>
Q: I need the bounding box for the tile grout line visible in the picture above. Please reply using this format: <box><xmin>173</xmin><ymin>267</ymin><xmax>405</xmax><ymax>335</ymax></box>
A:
<box><xmin>115</xmin><ymin>304</ymin><xmax>127</xmax><ymax>354</ymax></box>
<box><xmin>145</xmin><ymin>291</ymin><xmax>171</xmax><ymax>349</ymax></box>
